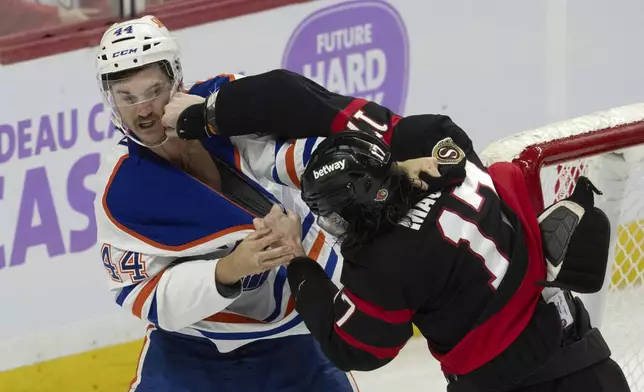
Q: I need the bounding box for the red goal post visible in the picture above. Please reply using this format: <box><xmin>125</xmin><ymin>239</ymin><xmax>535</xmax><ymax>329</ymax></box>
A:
<box><xmin>482</xmin><ymin>103</ymin><xmax>644</xmax><ymax>213</ymax></box>
<box><xmin>481</xmin><ymin>103</ymin><xmax>644</xmax><ymax>391</ymax></box>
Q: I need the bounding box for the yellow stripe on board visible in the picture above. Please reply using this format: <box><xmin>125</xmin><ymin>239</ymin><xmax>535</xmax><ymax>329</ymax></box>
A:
<box><xmin>2</xmin><ymin>334</ymin><xmax>430</xmax><ymax>391</ymax></box>
<box><xmin>0</xmin><ymin>340</ymin><xmax>143</xmax><ymax>392</ymax></box>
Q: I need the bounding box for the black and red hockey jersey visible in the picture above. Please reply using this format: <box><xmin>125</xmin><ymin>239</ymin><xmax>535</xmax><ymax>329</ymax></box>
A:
<box><xmin>209</xmin><ymin>69</ymin><xmax>547</xmax><ymax>376</ymax></box>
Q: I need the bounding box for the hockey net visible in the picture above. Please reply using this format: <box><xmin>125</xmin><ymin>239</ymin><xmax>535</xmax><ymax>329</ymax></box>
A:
<box><xmin>481</xmin><ymin>103</ymin><xmax>644</xmax><ymax>391</ymax></box>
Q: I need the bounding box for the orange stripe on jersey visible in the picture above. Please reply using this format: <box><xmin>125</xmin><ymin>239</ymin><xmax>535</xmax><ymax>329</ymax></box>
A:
<box><xmin>281</xmin><ymin>231</ymin><xmax>326</xmax><ymax>318</ymax></box>
<box><xmin>205</xmin><ymin>312</ymin><xmax>267</xmax><ymax>324</ymax></box>
<box><xmin>132</xmin><ymin>269</ymin><xmax>167</xmax><ymax>319</ymax></box>
<box><xmin>193</xmin><ymin>74</ymin><xmax>235</xmax><ymax>88</ymax></box>
<box><xmin>308</xmin><ymin>231</ymin><xmax>326</xmax><ymax>261</ymax></box>
<box><xmin>128</xmin><ymin>324</ymin><xmax>154</xmax><ymax>390</ymax></box>
<box><xmin>285</xmin><ymin>296</ymin><xmax>296</xmax><ymax>316</ymax></box>
<box><xmin>217</xmin><ymin>73</ymin><xmax>237</xmax><ymax>81</ymax></box>
<box><xmin>285</xmin><ymin>143</ymin><xmax>301</xmax><ymax>188</ymax></box>
<box><xmin>193</xmin><ymin>77</ymin><xmax>215</xmax><ymax>86</ymax></box>
<box><xmin>102</xmin><ymin>154</ymin><xmax>255</xmax><ymax>251</ymax></box>
<box><xmin>234</xmin><ymin>148</ymin><xmax>242</xmax><ymax>171</ymax></box>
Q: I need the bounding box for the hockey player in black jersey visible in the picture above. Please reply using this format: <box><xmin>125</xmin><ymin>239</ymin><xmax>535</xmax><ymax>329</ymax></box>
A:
<box><xmin>164</xmin><ymin>69</ymin><xmax>631</xmax><ymax>392</ymax></box>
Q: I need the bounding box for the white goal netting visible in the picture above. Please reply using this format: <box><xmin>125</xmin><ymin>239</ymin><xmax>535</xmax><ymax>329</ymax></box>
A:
<box><xmin>481</xmin><ymin>103</ymin><xmax>644</xmax><ymax>391</ymax></box>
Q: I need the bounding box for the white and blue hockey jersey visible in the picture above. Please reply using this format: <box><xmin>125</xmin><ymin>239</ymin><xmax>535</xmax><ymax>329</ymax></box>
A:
<box><xmin>94</xmin><ymin>74</ymin><xmax>335</xmax><ymax>353</ymax></box>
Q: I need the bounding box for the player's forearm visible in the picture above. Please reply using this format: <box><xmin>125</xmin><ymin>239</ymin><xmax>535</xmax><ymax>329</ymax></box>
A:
<box><xmin>287</xmin><ymin>258</ymin><xmax>392</xmax><ymax>371</ymax></box>
<box><xmin>211</xmin><ymin>69</ymin><xmax>347</xmax><ymax>138</ymax></box>
<box><xmin>177</xmin><ymin>68</ymin><xmax>403</xmax><ymax>146</ymax></box>
<box><xmin>120</xmin><ymin>258</ymin><xmax>242</xmax><ymax>332</ymax></box>
<box><xmin>177</xmin><ymin>69</ymin><xmax>344</xmax><ymax>140</ymax></box>
<box><xmin>287</xmin><ymin>256</ymin><xmax>340</xmax><ymax>337</ymax></box>
<box><xmin>157</xmin><ymin>258</ymin><xmax>244</xmax><ymax>331</ymax></box>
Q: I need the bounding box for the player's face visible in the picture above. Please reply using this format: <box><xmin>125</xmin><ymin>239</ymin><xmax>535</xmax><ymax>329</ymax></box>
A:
<box><xmin>111</xmin><ymin>66</ymin><xmax>173</xmax><ymax>145</ymax></box>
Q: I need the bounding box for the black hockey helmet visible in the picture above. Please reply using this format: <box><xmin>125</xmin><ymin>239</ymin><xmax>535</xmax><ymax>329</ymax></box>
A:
<box><xmin>301</xmin><ymin>131</ymin><xmax>397</xmax><ymax>236</ymax></box>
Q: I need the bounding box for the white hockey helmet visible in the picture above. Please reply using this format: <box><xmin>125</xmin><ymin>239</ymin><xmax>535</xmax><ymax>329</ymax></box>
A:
<box><xmin>96</xmin><ymin>15</ymin><xmax>182</xmax><ymax>84</ymax></box>
<box><xmin>96</xmin><ymin>15</ymin><xmax>183</xmax><ymax>146</ymax></box>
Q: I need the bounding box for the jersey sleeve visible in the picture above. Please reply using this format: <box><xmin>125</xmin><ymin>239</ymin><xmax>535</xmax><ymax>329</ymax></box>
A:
<box><xmin>209</xmin><ymin>69</ymin><xmax>473</xmax><ymax>152</ymax></box>
<box><xmin>210</xmin><ymin>68</ymin><xmax>477</xmax><ymax>154</ymax></box>
<box><xmin>186</xmin><ymin>72</ymin><xmax>324</xmax><ymax>189</ymax></box>
<box><xmin>195</xmin><ymin>69</ymin><xmax>476</xmax><ymax>190</ymax></box>
<box><xmin>229</xmin><ymin>134</ymin><xmax>325</xmax><ymax>190</ymax></box>
<box><xmin>210</xmin><ymin>69</ymin><xmax>391</xmax><ymax>140</ymax></box>
<box><xmin>286</xmin><ymin>257</ymin><xmax>414</xmax><ymax>371</ymax></box>
<box><xmin>103</xmin><ymin>244</ymin><xmax>242</xmax><ymax>332</ymax></box>
<box><xmin>387</xmin><ymin>113</ymin><xmax>480</xmax><ymax>165</ymax></box>
<box><xmin>187</xmin><ymin>73</ymin><xmax>245</xmax><ymax>98</ymax></box>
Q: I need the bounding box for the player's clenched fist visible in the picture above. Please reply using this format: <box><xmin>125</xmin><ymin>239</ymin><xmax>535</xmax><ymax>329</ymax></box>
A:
<box><xmin>161</xmin><ymin>92</ymin><xmax>205</xmax><ymax>137</ymax></box>
<box><xmin>215</xmin><ymin>228</ymin><xmax>295</xmax><ymax>285</ymax></box>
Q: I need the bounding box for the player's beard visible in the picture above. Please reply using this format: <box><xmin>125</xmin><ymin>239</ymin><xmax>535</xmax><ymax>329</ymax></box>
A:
<box><xmin>340</xmin><ymin>168</ymin><xmax>426</xmax><ymax>251</ymax></box>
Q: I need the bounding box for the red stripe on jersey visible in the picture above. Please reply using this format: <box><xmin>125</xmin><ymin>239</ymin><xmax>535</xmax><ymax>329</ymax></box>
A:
<box><xmin>334</xmin><ymin>324</ymin><xmax>404</xmax><ymax>359</ymax></box>
<box><xmin>331</xmin><ymin>98</ymin><xmax>368</xmax><ymax>133</ymax></box>
<box><xmin>344</xmin><ymin>289</ymin><xmax>413</xmax><ymax>324</ymax></box>
<box><xmin>384</xmin><ymin>115</ymin><xmax>402</xmax><ymax>145</ymax></box>
<box><xmin>432</xmin><ymin>162</ymin><xmax>546</xmax><ymax>375</ymax></box>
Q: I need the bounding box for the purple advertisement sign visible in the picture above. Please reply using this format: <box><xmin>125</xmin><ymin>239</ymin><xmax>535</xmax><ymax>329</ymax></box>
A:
<box><xmin>283</xmin><ymin>0</ymin><xmax>410</xmax><ymax>114</ymax></box>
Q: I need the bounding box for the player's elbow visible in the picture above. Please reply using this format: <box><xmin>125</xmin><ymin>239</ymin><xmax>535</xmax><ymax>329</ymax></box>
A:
<box><xmin>157</xmin><ymin>317</ymin><xmax>184</xmax><ymax>332</ymax></box>
<box><xmin>333</xmin><ymin>357</ymin><xmax>390</xmax><ymax>372</ymax></box>
<box><xmin>265</xmin><ymin>68</ymin><xmax>297</xmax><ymax>82</ymax></box>
<box><xmin>325</xmin><ymin>348</ymin><xmax>392</xmax><ymax>372</ymax></box>
<box><xmin>154</xmin><ymin>307</ymin><xmax>193</xmax><ymax>332</ymax></box>
<box><xmin>155</xmin><ymin>308</ymin><xmax>207</xmax><ymax>332</ymax></box>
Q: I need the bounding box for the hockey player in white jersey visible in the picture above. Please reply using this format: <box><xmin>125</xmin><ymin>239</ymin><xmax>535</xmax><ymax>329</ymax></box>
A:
<box><xmin>94</xmin><ymin>15</ymin><xmax>358</xmax><ymax>392</ymax></box>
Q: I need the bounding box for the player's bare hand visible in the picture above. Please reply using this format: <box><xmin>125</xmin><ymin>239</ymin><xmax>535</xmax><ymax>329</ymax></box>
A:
<box><xmin>397</xmin><ymin>157</ymin><xmax>441</xmax><ymax>191</ymax></box>
<box><xmin>215</xmin><ymin>228</ymin><xmax>294</xmax><ymax>285</ymax></box>
<box><xmin>254</xmin><ymin>205</ymin><xmax>307</xmax><ymax>259</ymax></box>
<box><xmin>162</xmin><ymin>92</ymin><xmax>205</xmax><ymax>136</ymax></box>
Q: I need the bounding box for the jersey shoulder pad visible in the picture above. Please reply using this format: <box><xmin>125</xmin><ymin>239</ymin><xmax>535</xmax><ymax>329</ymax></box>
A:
<box><xmin>96</xmin><ymin>139</ymin><xmax>129</xmax><ymax>189</ymax></box>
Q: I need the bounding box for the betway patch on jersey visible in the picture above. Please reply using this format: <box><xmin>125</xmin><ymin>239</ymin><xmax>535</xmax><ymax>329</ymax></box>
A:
<box><xmin>313</xmin><ymin>159</ymin><xmax>346</xmax><ymax>179</ymax></box>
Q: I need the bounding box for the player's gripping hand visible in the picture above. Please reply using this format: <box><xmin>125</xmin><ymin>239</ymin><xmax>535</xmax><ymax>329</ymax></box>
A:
<box><xmin>215</xmin><ymin>228</ymin><xmax>295</xmax><ymax>285</ymax></box>
<box><xmin>254</xmin><ymin>205</ymin><xmax>307</xmax><ymax>262</ymax></box>
<box><xmin>396</xmin><ymin>157</ymin><xmax>441</xmax><ymax>191</ymax></box>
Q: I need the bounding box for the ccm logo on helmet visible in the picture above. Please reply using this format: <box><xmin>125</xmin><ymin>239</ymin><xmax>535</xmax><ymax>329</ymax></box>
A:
<box><xmin>112</xmin><ymin>48</ymin><xmax>138</xmax><ymax>58</ymax></box>
<box><xmin>313</xmin><ymin>159</ymin><xmax>346</xmax><ymax>179</ymax></box>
